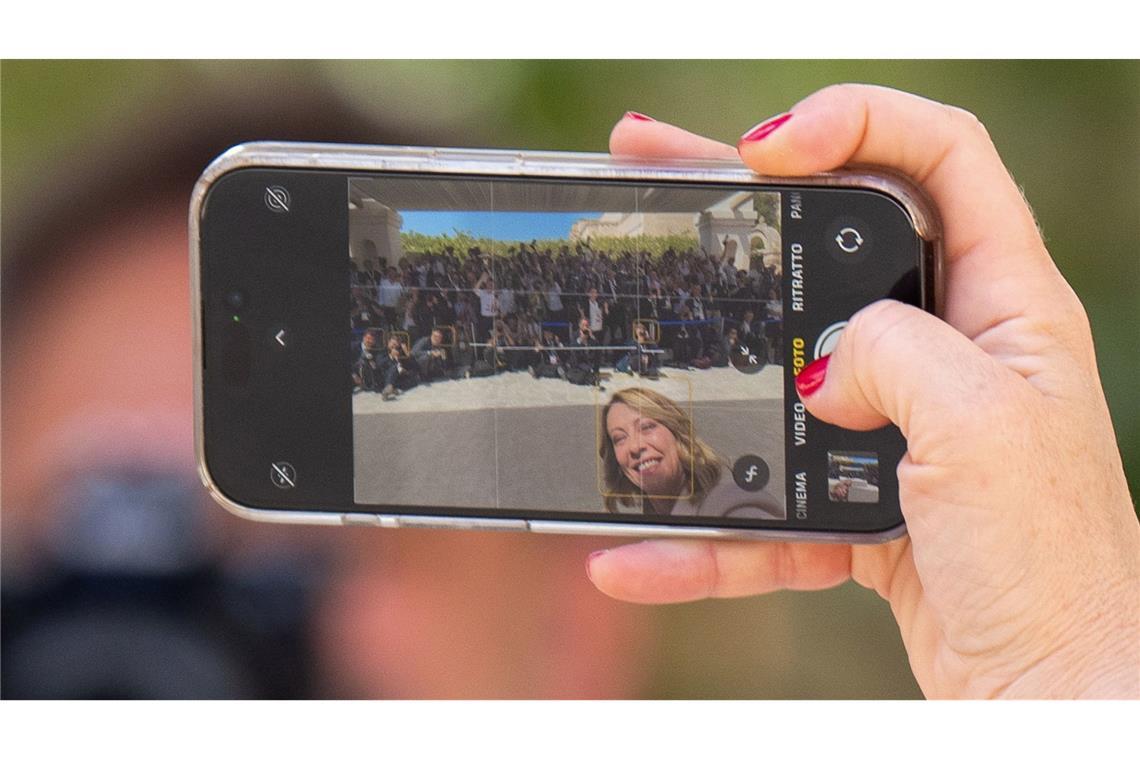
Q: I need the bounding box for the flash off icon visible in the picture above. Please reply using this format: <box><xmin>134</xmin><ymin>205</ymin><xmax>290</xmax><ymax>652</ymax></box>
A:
<box><xmin>270</xmin><ymin>461</ymin><xmax>297</xmax><ymax>489</ymax></box>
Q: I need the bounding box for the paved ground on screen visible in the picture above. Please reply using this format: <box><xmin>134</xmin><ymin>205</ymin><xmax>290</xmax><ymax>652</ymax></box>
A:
<box><xmin>353</xmin><ymin>365</ymin><xmax>785</xmax><ymax>512</ymax></box>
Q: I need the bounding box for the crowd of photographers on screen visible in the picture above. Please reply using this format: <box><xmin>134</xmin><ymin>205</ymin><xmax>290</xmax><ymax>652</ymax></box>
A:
<box><xmin>350</xmin><ymin>243</ymin><xmax>781</xmax><ymax>400</ymax></box>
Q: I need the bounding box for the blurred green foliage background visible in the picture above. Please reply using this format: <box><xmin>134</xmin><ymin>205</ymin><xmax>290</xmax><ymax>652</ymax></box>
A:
<box><xmin>3</xmin><ymin>60</ymin><xmax>1136</xmax><ymax>699</ymax></box>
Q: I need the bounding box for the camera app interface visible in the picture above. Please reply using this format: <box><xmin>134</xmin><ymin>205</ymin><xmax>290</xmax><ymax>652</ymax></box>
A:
<box><xmin>348</xmin><ymin>176</ymin><xmax>787</xmax><ymax>520</ymax></box>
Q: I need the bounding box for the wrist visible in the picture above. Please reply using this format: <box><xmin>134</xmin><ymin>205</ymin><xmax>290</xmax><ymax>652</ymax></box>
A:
<box><xmin>997</xmin><ymin>576</ymin><xmax>1139</xmax><ymax>699</ymax></box>
<box><xmin>997</xmin><ymin>632</ymin><xmax>1139</xmax><ymax>699</ymax></box>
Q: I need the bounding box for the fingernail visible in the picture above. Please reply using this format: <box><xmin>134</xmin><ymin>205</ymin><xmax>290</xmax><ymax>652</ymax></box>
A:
<box><xmin>586</xmin><ymin>550</ymin><xmax>607</xmax><ymax>583</ymax></box>
<box><xmin>795</xmin><ymin>354</ymin><xmax>829</xmax><ymax>398</ymax></box>
<box><xmin>624</xmin><ymin>111</ymin><xmax>656</xmax><ymax>122</ymax></box>
<box><xmin>738</xmin><ymin>112</ymin><xmax>792</xmax><ymax>146</ymax></box>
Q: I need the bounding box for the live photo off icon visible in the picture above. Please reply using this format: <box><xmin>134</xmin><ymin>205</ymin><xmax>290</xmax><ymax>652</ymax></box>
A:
<box><xmin>264</xmin><ymin>185</ymin><xmax>291</xmax><ymax>213</ymax></box>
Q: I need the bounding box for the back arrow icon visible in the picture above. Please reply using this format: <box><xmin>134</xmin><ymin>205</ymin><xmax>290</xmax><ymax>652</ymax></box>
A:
<box><xmin>275</xmin><ymin>330</ymin><xmax>286</xmax><ymax>347</ymax></box>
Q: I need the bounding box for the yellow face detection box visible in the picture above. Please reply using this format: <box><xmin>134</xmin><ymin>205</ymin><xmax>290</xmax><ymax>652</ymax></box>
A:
<box><xmin>594</xmin><ymin>378</ymin><xmax>695</xmax><ymax>503</ymax></box>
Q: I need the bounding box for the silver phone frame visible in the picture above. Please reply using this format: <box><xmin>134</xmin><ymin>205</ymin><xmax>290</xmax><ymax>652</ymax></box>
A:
<box><xmin>191</xmin><ymin>141</ymin><xmax>943</xmax><ymax>544</ymax></box>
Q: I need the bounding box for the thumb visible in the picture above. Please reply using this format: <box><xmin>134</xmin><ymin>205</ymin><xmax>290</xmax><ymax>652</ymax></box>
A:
<box><xmin>795</xmin><ymin>300</ymin><xmax>1019</xmax><ymax>456</ymax></box>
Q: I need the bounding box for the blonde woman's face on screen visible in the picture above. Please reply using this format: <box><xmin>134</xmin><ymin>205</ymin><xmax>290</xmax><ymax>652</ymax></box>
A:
<box><xmin>605</xmin><ymin>402</ymin><xmax>683</xmax><ymax>496</ymax></box>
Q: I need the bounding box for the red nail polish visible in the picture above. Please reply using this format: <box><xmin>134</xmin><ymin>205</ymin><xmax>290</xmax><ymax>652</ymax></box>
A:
<box><xmin>738</xmin><ymin>112</ymin><xmax>792</xmax><ymax>146</ymax></box>
<box><xmin>624</xmin><ymin>111</ymin><xmax>656</xmax><ymax>122</ymax></box>
<box><xmin>795</xmin><ymin>354</ymin><xmax>829</xmax><ymax>398</ymax></box>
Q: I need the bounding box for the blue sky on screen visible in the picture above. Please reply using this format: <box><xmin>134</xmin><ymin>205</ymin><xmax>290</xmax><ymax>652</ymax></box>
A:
<box><xmin>400</xmin><ymin>211</ymin><xmax>602</xmax><ymax>241</ymax></box>
<box><xmin>833</xmin><ymin>453</ymin><xmax>879</xmax><ymax>465</ymax></box>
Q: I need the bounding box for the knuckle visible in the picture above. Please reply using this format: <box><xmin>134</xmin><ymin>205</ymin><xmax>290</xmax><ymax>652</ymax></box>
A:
<box><xmin>994</xmin><ymin>280</ymin><xmax>1095</xmax><ymax>358</ymax></box>
<box><xmin>1043</xmin><ymin>299</ymin><xmax>1085</xmax><ymax>339</ymax></box>
<box><xmin>1048</xmin><ymin>288</ymin><xmax>1096</xmax><ymax>356</ymax></box>
<box><xmin>1058</xmin><ymin>287</ymin><xmax>1092</xmax><ymax>333</ymax></box>
<box><xmin>844</xmin><ymin>299</ymin><xmax>914</xmax><ymax>352</ymax></box>
<box><xmin>836</xmin><ymin>300</ymin><xmax>918</xmax><ymax>411</ymax></box>
<box><xmin>767</xmin><ymin>544</ymin><xmax>796</xmax><ymax>591</ymax></box>
<box><xmin>808</xmin><ymin>82</ymin><xmax>872</xmax><ymax>111</ymax></box>
<box><xmin>823</xmin><ymin>82</ymin><xmax>863</xmax><ymax>98</ymax></box>
<box><xmin>702</xmin><ymin>540</ymin><xmax>724</xmax><ymax>597</ymax></box>
<box><xmin>943</xmin><ymin>102</ymin><xmax>993</xmax><ymax>144</ymax></box>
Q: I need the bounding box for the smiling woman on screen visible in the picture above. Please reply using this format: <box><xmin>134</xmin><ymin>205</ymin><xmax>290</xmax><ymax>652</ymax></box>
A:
<box><xmin>599</xmin><ymin>387</ymin><xmax>782</xmax><ymax>519</ymax></box>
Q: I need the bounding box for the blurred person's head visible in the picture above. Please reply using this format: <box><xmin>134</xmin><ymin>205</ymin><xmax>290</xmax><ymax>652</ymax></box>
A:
<box><xmin>2</xmin><ymin>64</ymin><xmax>649</xmax><ymax>699</ymax></box>
<box><xmin>2</xmin><ymin>69</ymin><xmax>425</xmax><ymax>697</ymax></box>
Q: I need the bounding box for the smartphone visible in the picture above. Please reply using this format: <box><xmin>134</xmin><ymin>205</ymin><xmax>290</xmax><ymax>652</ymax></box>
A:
<box><xmin>192</xmin><ymin>143</ymin><xmax>941</xmax><ymax>542</ymax></box>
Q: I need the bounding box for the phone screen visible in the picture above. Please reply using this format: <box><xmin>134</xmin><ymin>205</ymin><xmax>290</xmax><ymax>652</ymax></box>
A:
<box><xmin>343</xmin><ymin>175</ymin><xmax>916</xmax><ymax>527</ymax></box>
<box><xmin>200</xmin><ymin>166</ymin><xmax>925</xmax><ymax>534</ymax></box>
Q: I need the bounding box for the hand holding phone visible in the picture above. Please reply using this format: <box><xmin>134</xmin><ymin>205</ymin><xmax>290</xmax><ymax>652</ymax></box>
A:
<box><xmin>589</xmin><ymin>85</ymin><xmax>1140</xmax><ymax>699</ymax></box>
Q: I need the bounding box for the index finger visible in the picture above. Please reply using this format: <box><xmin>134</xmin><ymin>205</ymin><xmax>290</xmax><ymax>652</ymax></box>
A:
<box><xmin>736</xmin><ymin>84</ymin><xmax>1067</xmax><ymax>338</ymax></box>
<box><xmin>609</xmin><ymin>115</ymin><xmax>738</xmax><ymax>161</ymax></box>
<box><xmin>739</xmin><ymin>85</ymin><xmax>1039</xmax><ymax>258</ymax></box>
